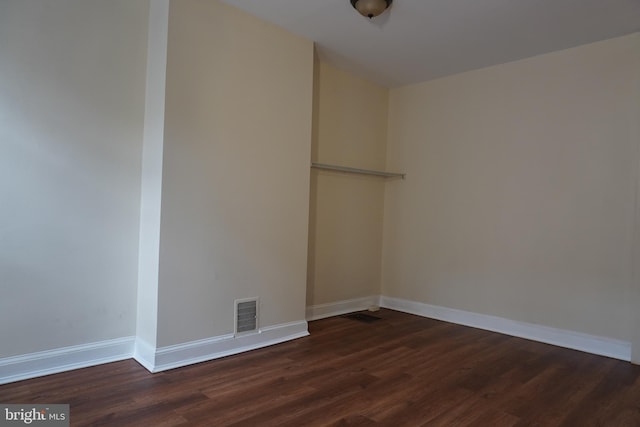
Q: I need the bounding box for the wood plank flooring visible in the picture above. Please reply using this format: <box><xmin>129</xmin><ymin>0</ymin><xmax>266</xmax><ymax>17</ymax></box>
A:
<box><xmin>2</xmin><ymin>309</ymin><xmax>640</xmax><ymax>426</ymax></box>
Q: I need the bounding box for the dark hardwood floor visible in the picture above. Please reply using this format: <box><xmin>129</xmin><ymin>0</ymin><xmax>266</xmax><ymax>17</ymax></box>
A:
<box><xmin>2</xmin><ymin>309</ymin><xmax>640</xmax><ymax>426</ymax></box>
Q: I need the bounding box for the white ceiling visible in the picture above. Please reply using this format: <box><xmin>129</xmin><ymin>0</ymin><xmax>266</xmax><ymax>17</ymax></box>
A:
<box><xmin>221</xmin><ymin>0</ymin><xmax>640</xmax><ymax>87</ymax></box>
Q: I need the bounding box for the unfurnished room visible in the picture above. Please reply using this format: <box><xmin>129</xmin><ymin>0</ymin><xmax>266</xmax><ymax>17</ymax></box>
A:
<box><xmin>1</xmin><ymin>0</ymin><xmax>640</xmax><ymax>425</ymax></box>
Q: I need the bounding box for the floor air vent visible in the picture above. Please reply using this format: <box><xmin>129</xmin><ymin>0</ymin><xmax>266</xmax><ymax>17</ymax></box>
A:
<box><xmin>235</xmin><ymin>298</ymin><xmax>259</xmax><ymax>335</ymax></box>
<box><xmin>344</xmin><ymin>312</ymin><xmax>381</xmax><ymax>323</ymax></box>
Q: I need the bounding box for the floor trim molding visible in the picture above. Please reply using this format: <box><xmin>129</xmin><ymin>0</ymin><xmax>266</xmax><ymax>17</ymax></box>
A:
<box><xmin>0</xmin><ymin>337</ymin><xmax>135</xmax><ymax>385</ymax></box>
<box><xmin>1</xmin><ymin>321</ymin><xmax>310</xmax><ymax>384</ymax></box>
<box><xmin>4</xmin><ymin>295</ymin><xmax>632</xmax><ymax>384</ymax></box>
<box><xmin>306</xmin><ymin>296</ymin><xmax>380</xmax><ymax>321</ymax></box>
<box><xmin>140</xmin><ymin>320</ymin><xmax>309</xmax><ymax>373</ymax></box>
<box><xmin>380</xmin><ymin>296</ymin><xmax>632</xmax><ymax>361</ymax></box>
<box><xmin>132</xmin><ymin>337</ymin><xmax>156</xmax><ymax>372</ymax></box>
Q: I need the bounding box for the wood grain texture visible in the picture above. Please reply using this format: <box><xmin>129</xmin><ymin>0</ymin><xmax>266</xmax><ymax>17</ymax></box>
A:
<box><xmin>1</xmin><ymin>309</ymin><xmax>639</xmax><ymax>426</ymax></box>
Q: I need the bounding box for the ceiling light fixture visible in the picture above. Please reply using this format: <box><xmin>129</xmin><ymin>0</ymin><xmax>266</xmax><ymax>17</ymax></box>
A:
<box><xmin>350</xmin><ymin>0</ymin><xmax>393</xmax><ymax>19</ymax></box>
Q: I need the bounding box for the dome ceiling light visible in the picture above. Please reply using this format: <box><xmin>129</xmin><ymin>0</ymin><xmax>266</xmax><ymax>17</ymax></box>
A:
<box><xmin>350</xmin><ymin>0</ymin><xmax>393</xmax><ymax>19</ymax></box>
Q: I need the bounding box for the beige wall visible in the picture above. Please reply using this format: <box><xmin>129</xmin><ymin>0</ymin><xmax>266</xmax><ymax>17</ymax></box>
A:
<box><xmin>383</xmin><ymin>34</ymin><xmax>640</xmax><ymax>342</ymax></box>
<box><xmin>0</xmin><ymin>0</ymin><xmax>149</xmax><ymax>357</ymax></box>
<box><xmin>307</xmin><ymin>61</ymin><xmax>389</xmax><ymax>306</ymax></box>
<box><xmin>157</xmin><ymin>0</ymin><xmax>314</xmax><ymax>346</ymax></box>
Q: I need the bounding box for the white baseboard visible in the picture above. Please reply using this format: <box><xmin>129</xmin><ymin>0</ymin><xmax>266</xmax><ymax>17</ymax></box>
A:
<box><xmin>2</xmin><ymin>322</ymin><xmax>309</xmax><ymax>383</ymax></box>
<box><xmin>132</xmin><ymin>338</ymin><xmax>156</xmax><ymax>372</ymax></box>
<box><xmin>4</xmin><ymin>296</ymin><xmax>631</xmax><ymax>384</ymax></box>
<box><xmin>0</xmin><ymin>337</ymin><xmax>135</xmax><ymax>385</ymax></box>
<box><xmin>306</xmin><ymin>296</ymin><xmax>381</xmax><ymax>321</ymax></box>
<box><xmin>137</xmin><ymin>320</ymin><xmax>309</xmax><ymax>373</ymax></box>
<box><xmin>380</xmin><ymin>296</ymin><xmax>632</xmax><ymax>361</ymax></box>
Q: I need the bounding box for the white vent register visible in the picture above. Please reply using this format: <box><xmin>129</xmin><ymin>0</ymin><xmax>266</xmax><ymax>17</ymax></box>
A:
<box><xmin>235</xmin><ymin>298</ymin><xmax>259</xmax><ymax>335</ymax></box>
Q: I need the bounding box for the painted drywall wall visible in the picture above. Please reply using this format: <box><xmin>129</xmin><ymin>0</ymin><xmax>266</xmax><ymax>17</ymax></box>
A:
<box><xmin>0</xmin><ymin>0</ymin><xmax>149</xmax><ymax>357</ymax></box>
<box><xmin>383</xmin><ymin>33</ymin><xmax>640</xmax><ymax>342</ymax></box>
<box><xmin>156</xmin><ymin>0</ymin><xmax>314</xmax><ymax>346</ymax></box>
<box><xmin>307</xmin><ymin>61</ymin><xmax>389</xmax><ymax>307</ymax></box>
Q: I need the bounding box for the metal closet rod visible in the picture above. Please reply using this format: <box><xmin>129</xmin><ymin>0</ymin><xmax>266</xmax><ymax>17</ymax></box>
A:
<box><xmin>311</xmin><ymin>162</ymin><xmax>405</xmax><ymax>179</ymax></box>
